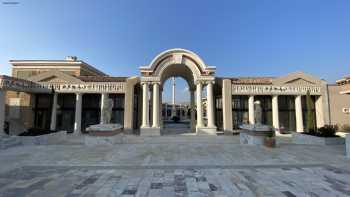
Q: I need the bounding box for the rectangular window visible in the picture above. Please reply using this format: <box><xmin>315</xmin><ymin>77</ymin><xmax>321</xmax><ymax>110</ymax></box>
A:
<box><xmin>254</xmin><ymin>96</ymin><xmax>272</xmax><ymax>126</ymax></box>
<box><xmin>278</xmin><ymin>96</ymin><xmax>296</xmax><ymax>132</ymax></box>
<box><xmin>109</xmin><ymin>94</ymin><xmax>125</xmax><ymax>125</ymax></box>
<box><xmin>232</xmin><ymin>95</ymin><xmax>249</xmax><ymax>129</ymax></box>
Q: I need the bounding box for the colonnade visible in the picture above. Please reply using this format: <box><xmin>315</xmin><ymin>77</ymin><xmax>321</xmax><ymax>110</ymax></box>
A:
<box><xmin>140</xmin><ymin>80</ymin><xmax>216</xmax><ymax>135</ymax></box>
<box><xmin>246</xmin><ymin>94</ymin><xmax>307</xmax><ymax>133</ymax></box>
<box><xmin>49</xmin><ymin>92</ymin><xmax>111</xmax><ymax>134</ymax></box>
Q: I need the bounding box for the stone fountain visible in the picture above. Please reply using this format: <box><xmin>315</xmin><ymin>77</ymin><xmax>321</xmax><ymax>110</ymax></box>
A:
<box><xmin>86</xmin><ymin>98</ymin><xmax>122</xmax><ymax>136</ymax></box>
<box><xmin>239</xmin><ymin>101</ymin><xmax>273</xmax><ymax>145</ymax></box>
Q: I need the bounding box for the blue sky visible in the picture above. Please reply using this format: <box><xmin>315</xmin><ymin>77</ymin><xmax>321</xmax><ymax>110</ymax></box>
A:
<box><xmin>0</xmin><ymin>0</ymin><xmax>349</xmax><ymax>102</ymax></box>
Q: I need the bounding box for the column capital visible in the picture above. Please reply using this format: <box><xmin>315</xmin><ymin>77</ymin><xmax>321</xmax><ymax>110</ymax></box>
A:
<box><xmin>195</xmin><ymin>80</ymin><xmax>204</xmax><ymax>85</ymax></box>
<box><xmin>206</xmin><ymin>80</ymin><xmax>215</xmax><ymax>85</ymax></box>
<box><xmin>141</xmin><ymin>81</ymin><xmax>150</xmax><ymax>85</ymax></box>
<box><xmin>151</xmin><ymin>81</ymin><xmax>161</xmax><ymax>85</ymax></box>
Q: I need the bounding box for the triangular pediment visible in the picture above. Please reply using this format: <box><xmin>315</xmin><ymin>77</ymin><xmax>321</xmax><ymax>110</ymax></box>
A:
<box><xmin>27</xmin><ymin>70</ymin><xmax>83</xmax><ymax>83</ymax></box>
<box><xmin>272</xmin><ymin>71</ymin><xmax>324</xmax><ymax>86</ymax></box>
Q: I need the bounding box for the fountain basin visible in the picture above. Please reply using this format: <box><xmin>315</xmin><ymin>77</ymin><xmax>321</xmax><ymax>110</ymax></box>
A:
<box><xmin>86</xmin><ymin>124</ymin><xmax>123</xmax><ymax>136</ymax></box>
<box><xmin>239</xmin><ymin>124</ymin><xmax>273</xmax><ymax>145</ymax></box>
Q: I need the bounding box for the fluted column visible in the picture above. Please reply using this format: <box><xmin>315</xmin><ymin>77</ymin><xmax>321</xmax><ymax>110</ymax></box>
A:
<box><xmin>50</xmin><ymin>93</ymin><xmax>58</xmax><ymax>131</ymax></box>
<box><xmin>74</xmin><ymin>93</ymin><xmax>83</xmax><ymax>134</ymax></box>
<box><xmin>272</xmin><ymin>95</ymin><xmax>280</xmax><ymax>132</ymax></box>
<box><xmin>248</xmin><ymin>95</ymin><xmax>255</xmax><ymax>124</ymax></box>
<box><xmin>207</xmin><ymin>81</ymin><xmax>215</xmax><ymax>128</ymax></box>
<box><xmin>100</xmin><ymin>93</ymin><xmax>108</xmax><ymax>124</ymax></box>
<box><xmin>295</xmin><ymin>95</ymin><xmax>304</xmax><ymax>132</ymax></box>
<box><xmin>141</xmin><ymin>82</ymin><xmax>150</xmax><ymax>128</ymax></box>
<box><xmin>0</xmin><ymin>91</ymin><xmax>5</xmax><ymax>136</ymax></box>
<box><xmin>196</xmin><ymin>82</ymin><xmax>204</xmax><ymax>128</ymax></box>
<box><xmin>152</xmin><ymin>83</ymin><xmax>160</xmax><ymax>128</ymax></box>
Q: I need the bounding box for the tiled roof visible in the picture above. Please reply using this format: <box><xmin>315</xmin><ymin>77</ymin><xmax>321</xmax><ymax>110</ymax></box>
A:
<box><xmin>229</xmin><ymin>77</ymin><xmax>275</xmax><ymax>85</ymax></box>
<box><xmin>77</xmin><ymin>76</ymin><xmax>128</xmax><ymax>82</ymax></box>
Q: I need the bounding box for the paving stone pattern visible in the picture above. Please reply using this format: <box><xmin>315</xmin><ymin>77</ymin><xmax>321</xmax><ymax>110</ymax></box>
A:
<box><xmin>0</xmin><ymin>136</ymin><xmax>350</xmax><ymax>196</ymax></box>
<box><xmin>0</xmin><ymin>165</ymin><xmax>350</xmax><ymax>197</ymax></box>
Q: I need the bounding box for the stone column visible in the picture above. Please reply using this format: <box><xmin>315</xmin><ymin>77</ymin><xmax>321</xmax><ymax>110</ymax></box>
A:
<box><xmin>141</xmin><ymin>82</ymin><xmax>150</xmax><ymax>128</ymax></box>
<box><xmin>0</xmin><ymin>91</ymin><xmax>5</xmax><ymax>136</ymax></box>
<box><xmin>222</xmin><ymin>79</ymin><xmax>233</xmax><ymax>133</ymax></box>
<box><xmin>190</xmin><ymin>90</ymin><xmax>195</xmax><ymax>131</ymax></box>
<box><xmin>207</xmin><ymin>81</ymin><xmax>215</xmax><ymax>128</ymax></box>
<box><xmin>295</xmin><ymin>95</ymin><xmax>304</xmax><ymax>133</ymax></box>
<box><xmin>100</xmin><ymin>93</ymin><xmax>108</xmax><ymax>124</ymax></box>
<box><xmin>74</xmin><ymin>93</ymin><xmax>83</xmax><ymax>134</ymax></box>
<box><xmin>50</xmin><ymin>93</ymin><xmax>58</xmax><ymax>131</ymax></box>
<box><xmin>272</xmin><ymin>95</ymin><xmax>280</xmax><ymax>132</ymax></box>
<box><xmin>196</xmin><ymin>82</ymin><xmax>204</xmax><ymax>128</ymax></box>
<box><xmin>248</xmin><ymin>95</ymin><xmax>255</xmax><ymax>124</ymax></box>
<box><xmin>159</xmin><ymin>88</ymin><xmax>163</xmax><ymax>128</ymax></box>
<box><xmin>152</xmin><ymin>83</ymin><xmax>160</xmax><ymax>128</ymax></box>
<box><xmin>315</xmin><ymin>95</ymin><xmax>325</xmax><ymax>128</ymax></box>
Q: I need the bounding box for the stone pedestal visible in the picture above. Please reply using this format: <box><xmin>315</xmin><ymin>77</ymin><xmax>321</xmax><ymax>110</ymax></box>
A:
<box><xmin>140</xmin><ymin>128</ymin><xmax>161</xmax><ymax>136</ymax></box>
<box><xmin>196</xmin><ymin>127</ymin><xmax>217</xmax><ymax>135</ymax></box>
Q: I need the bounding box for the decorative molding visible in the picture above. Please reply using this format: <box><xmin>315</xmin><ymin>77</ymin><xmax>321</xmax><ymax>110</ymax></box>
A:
<box><xmin>44</xmin><ymin>82</ymin><xmax>126</xmax><ymax>93</ymax></box>
<box><xmin>232</xmin><ymin>84</ymin><xmax>322</xmax><ymax>95</ymax></box>
<box><xmin>0</xmin><ymin>75</ymin><xmax>50</xmax><ymax>93</ymax></box>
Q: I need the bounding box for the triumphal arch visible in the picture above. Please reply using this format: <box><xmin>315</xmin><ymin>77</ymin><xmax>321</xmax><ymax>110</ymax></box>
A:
<box><xmin>139</xmin><ymin>48</ymin><xmax>217</xmax><ymax>135</ymax></box>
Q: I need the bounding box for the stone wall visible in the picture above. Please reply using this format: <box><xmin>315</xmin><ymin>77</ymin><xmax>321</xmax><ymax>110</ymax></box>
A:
<box><xmin>328</xmin><ymin>85</ymin><xmax>350</xmax><ymax>126</ymax></box>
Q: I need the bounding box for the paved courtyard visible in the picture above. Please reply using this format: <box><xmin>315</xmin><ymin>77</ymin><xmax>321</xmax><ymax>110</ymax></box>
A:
<box><xmin>0</xmin><ymin>135</ymin><xmax>349</xmax><ymax>197</ymax></box>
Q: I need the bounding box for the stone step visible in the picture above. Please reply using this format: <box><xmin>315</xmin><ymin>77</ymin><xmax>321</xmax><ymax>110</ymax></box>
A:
<box><xmin>122</xmin><ymin>135</ymin><xmax>239</xmax><ymax>144</ymax></box>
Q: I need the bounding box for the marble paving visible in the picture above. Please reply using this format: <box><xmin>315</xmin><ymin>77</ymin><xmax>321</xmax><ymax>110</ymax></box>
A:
<box><xmin>0</xmin><ymin>136</ymin><xmax>349</xmax><ymax>196</ymax></box>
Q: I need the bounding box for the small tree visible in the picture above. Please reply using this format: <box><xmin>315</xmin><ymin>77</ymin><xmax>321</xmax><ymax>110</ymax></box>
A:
<box><xmin>306</xmin><ymin>90</ymin><xmax>315</xmax><ymax>133</ymax></box>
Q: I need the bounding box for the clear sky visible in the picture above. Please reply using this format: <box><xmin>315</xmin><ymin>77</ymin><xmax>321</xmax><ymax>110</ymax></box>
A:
<box><xmin>0</xmin><ymin>0</ymin><xmax>349</xmax><ymax>102</ymax></box>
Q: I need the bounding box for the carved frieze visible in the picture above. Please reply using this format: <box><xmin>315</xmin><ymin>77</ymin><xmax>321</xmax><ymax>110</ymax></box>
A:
<box><xmin>232</xmin><ymin>85</ymin><xmax>322</xmax><ymax>95</ymax></box>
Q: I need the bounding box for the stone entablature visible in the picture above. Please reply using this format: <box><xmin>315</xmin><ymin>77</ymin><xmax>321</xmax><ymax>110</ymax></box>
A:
<box><xmin>0</xmin><ymin>75</ymin><xmax>126</xmax><ymax>94</ymax></box>
<box><xmin>44</xmin><ymin>82</ymin><xmax>126</xmax><ymax>93</ymax></box>
<box><xmin>336</xmin><ymin>76</ymin><xmax>350</xmax><ymax>94</ymax></box>
<box><xmin>232</xmin><ymin>85</ymin><xmax>322</xmax><ymax>95</ymax></box>
<box><xmin>0</xmin><ymin>75</ymin><xmax>50</xmax><ymax>93</ymax></box>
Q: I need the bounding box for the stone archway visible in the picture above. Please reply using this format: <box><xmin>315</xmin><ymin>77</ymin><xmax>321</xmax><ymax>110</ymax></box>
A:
<box><xmin>139</xmin><ymin>48</ymin><xmax>217</xmax><ymax>136</ymax></box>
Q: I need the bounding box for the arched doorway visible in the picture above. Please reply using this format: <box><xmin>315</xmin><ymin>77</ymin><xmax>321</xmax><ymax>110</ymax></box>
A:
<box><xmin>161</xmin><ymin>77</ymin><xmax>193</xmax><ymax>135</ymax></box>
<box><xmin>139</xmin><ymin>48</ymin><xmax>217</xmax><ymax>136</ymax></box>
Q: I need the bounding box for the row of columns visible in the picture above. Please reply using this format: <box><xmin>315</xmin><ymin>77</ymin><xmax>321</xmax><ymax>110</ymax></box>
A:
<box><xmin>49</xmin><ymin>92</ymin><xmax>109</xmax><ymax>134</ymax></box>
<box><xmin>140</xmin><ymin>80</ymin><xmax>216</xmax><ymax>134</ymax></box>
<box><xmin>141</xmin><ymin>82</ymin><xmax>160</xmax><ymax>129</ymax></box>
<box><xmin>247</xmin><ymin>95</ymin><xmax>304</xmax><ymax>133</ymax></box>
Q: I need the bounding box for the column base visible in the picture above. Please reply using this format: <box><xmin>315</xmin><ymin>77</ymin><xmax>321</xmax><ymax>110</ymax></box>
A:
<box><xmin>196</xmin><ymin>127</ymin><xmax>217</xmax><ymax>135</ymax></box>
<box><xmin>140</xmin><ymin>127</ymin><xmax>161</xmax><ymax>136</ymax></box>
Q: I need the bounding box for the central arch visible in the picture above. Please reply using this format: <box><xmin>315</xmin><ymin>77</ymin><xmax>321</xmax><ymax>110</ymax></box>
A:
<box><xmin>139</xmin><ymin>48</ymin><xmax>217</xmax><ymax>136</ymax></box>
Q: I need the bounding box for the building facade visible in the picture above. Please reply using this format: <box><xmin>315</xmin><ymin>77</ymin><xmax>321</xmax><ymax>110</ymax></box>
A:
<box><xmin>0</xmin><ymin>48</ymin><xmax>349</xmax><ymax>136</ymax></box>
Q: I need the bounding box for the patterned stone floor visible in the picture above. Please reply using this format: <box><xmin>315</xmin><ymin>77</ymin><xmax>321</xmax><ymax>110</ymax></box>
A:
<box><xmin>0</xmin><ymin>165</ymin><xmax>349</xmax><ymax>197</ymax></box>
<box><xmin>0</xmin><ymin>135</ymin><xmax>350</xmax><ymax>197</ymax></box>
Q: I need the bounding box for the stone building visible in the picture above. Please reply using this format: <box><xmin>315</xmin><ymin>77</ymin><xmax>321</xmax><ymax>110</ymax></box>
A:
<box><xmin>0</xmin><ymin>48</ymin><xmax>349</xmax><ymax>136</ymax></box>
